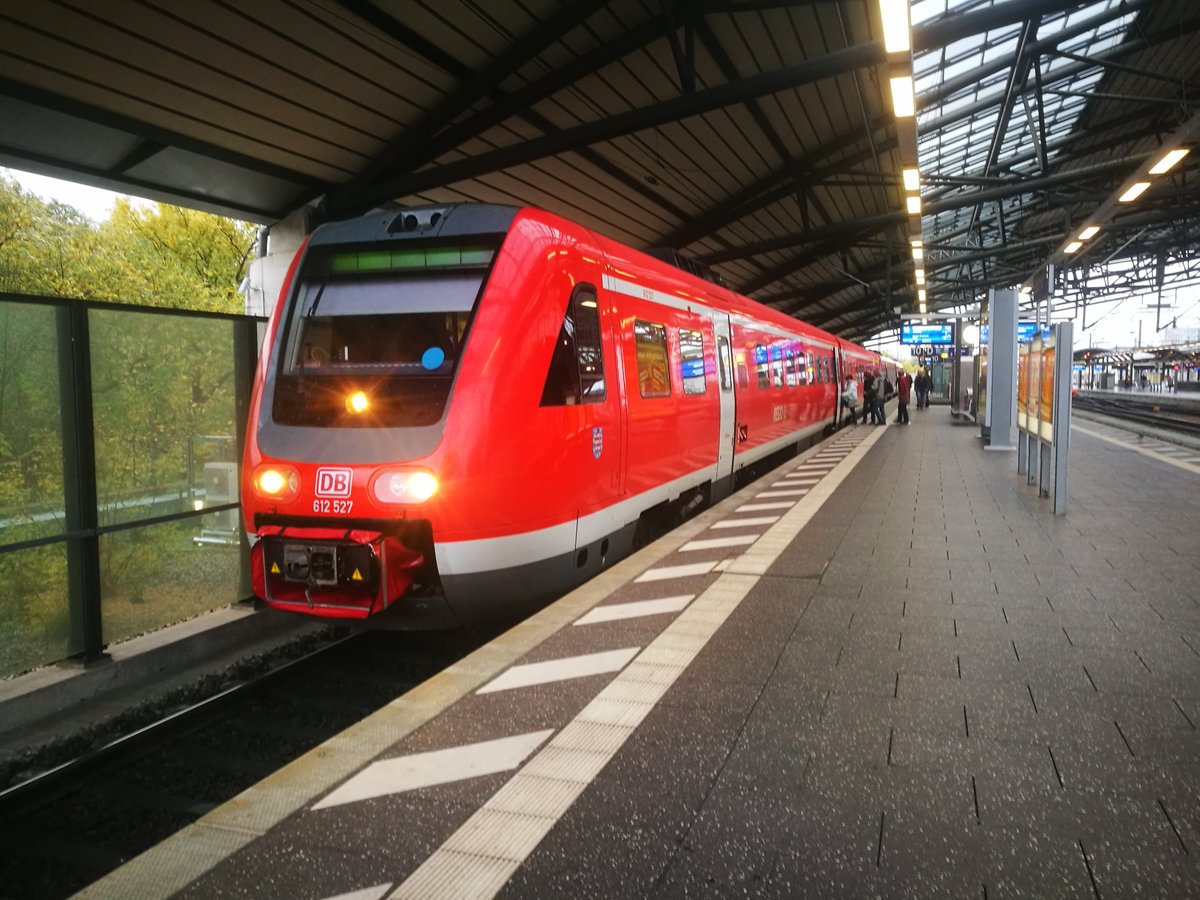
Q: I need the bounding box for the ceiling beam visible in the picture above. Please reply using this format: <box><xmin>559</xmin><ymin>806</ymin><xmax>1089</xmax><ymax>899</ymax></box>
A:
<box><xmin>326</xmin><ymin>38</ymin><xmax>888</xmax><ymax>216</ymax></box>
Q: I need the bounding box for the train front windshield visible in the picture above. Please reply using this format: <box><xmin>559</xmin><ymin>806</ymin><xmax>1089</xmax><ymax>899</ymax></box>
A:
<box><xmin>272</xmin><ymin>244</ymin><xmax>495</xmax><ymax>428</ymax></box>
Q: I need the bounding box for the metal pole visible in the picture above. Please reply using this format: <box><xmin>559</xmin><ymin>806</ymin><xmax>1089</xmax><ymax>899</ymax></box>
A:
<box><xmin>57</xmin><ymin>302</ymin><xmax>106</xmax><ymax>664</ymax></box>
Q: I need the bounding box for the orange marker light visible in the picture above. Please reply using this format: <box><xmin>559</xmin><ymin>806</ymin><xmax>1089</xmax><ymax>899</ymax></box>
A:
<box><xmin>346</xmin><ymin>391</ymin><xmax>369</xmax><ymax>413</ymax></box>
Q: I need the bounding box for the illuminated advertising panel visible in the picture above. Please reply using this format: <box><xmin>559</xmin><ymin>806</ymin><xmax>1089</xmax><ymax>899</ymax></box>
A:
<box><xmin>1017</xmin><ymin>344</ymin><xmax>1029</xmax><ymax>430</ymax></box>
<box><xmin>1040</xmin><ymin>333</ymin><xmax>1055</xmax><ymax>441</ymax></box>
<box><xmin>1026</xmin><ymin>338</ymin><xmax>1041</xmax><ymax>424</ymax></box>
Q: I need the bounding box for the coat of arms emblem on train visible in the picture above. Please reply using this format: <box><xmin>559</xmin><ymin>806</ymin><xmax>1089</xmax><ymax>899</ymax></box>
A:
<box><xmin>592</xmin><ymin>426</ymin><xmax>603</xmax><ymax>459</ymax></box>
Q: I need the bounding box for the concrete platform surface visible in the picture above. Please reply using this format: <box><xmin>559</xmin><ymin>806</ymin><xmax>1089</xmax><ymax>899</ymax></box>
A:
<box><xmin>80</xmin><ymin>410</ymin><xmax>1199</xmax><ymax>900</ymax></box>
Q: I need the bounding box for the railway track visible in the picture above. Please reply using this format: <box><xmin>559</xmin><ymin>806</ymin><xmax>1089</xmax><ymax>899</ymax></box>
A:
<box><xmin>1072</xmin><ymin>392</ymin><xmax>1200</xmax><ymax>439</ymax></box>
<box><xmin>0</xmin><ymin>625</ymin><xmax>501</xmax><ymax>900</ymax></box>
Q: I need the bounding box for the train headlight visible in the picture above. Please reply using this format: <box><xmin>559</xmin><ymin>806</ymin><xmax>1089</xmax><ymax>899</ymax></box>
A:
<box><xmin>253</xmin><ymin>466</ymin><xmax>300</xmax><ymax>502</ymax></box>
<box><xmin>346</xmin><ymin>390</ymin><xmax>370</xmax><ymax>414</ymax></box>
<box><xmin>371</xmin><ymin>468</ymin><xmax>438</xmax><ymax>505</ymax></box>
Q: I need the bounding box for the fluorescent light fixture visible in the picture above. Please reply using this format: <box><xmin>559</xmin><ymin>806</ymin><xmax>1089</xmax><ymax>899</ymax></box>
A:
<box><xmin>879</xmin><ymin>0</ymin><xmax>910</xmax><ymax>53</ymax></box>
<box><xmin>1148</xmin><ymin>148</ymin><xmax>1189</xmax><ymax>175</ymax></box>
<box><xmin>902</xmin><ymin>168</ymin><xmax>920</xmax><ymax>191</ymax></box>
<box><xmin>1077</xmin><ymin>226</ymin><xmax>1099</xmax><ymax>241</ymax></box>
<box><xmin>919</xmin><ymin>303</ymin><xmax>926</xmax><ymax>314</ymax></box>
<box><xmin>890</xmin><ymin>76</ymin><xmax>915</xmax><ymax>117</ymax></box>
<box><xmin>906</xmin><ymin>194</ymin><xmax>922</xmax><ymax>214</ymax></box>
<box><xmin>911</xmin><ymin>239</ymin><xmax>923</xmax><ymax>248</ymax></box>
<box><xmin>1119</xmin><ymin>181</ymin><xmax>1151</xmax><ymax>202</ymax></box>
<box><xmin>1064</xmin><ymin>241</ymin><xmax>1083</xmax><ymax>254</ymax></box>
<box><xmin>912</xmin><ymin>246</ymin><xmax>924</xmax><ymax>260</ymax></box>
<box><xmin>915</xmin><ymin>269</ymin><xmax>925</xmax><ymax>285</ymax></box>
<box><xmin>918</xmin><ymin>289</ymin><xmax>926</xmax><ymax>302</ymax></box>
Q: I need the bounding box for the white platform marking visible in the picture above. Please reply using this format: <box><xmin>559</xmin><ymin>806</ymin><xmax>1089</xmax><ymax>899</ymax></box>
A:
<box><xmin>477</xmin><ymin>648</ymin><xmax>640</xmax><ymax>694</ymax></box>
<box><xmin>1073</xmin><ymin>424</ymin><xmax>1200</xmax><ymax>474</ymax></box>
<box><xmin>634</xmin><ymin>561</ymin><xmax>718</xmax><ymax>582</ymax></box>
<box><xmin>574</xmin><ymin>595</ymin><xmax>694</xmax><ymax>625</ymax></box>
<box><xmin>757</xmin><ymin>489</ymin><xmax>810</xmax><ymax>498</ymax></box>
<box><xmin>312</xmin><ymin>731</ymin><xmax>554</xmax><ymax>809</ymax></box>
<box><xmin>712</xmin><ymin>515</ymin><xmax>779</xmax><ymax>528</ymax></box>
<box><xmin>679</xmin><ymin>534</ymin><xmax>758</xmax><ymax>552</ymax></box>
<box><xmin>319</xmin><ymin>884</ymin><xmax>394</xmax><ymax>900</ymax></box>
<box><xmin>736</xmin><ymin>501</ymin><xmax>796</xmax><ymax>512</ymax></box>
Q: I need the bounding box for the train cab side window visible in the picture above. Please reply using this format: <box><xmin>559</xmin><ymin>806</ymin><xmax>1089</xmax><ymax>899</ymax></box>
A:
<box><xmin>679</xmin><ymin>328</ymin><xmax>706</xmax><ymax>395</ymax></box>
<box><xmin>755</xmin><ymin>344</ymin><xmax>769</xmax><ymax>389</ymax></box>
<box><xmin>717</xmin><ymin>336</ymin><xmax>733</xmax><ymax>391</ymax></box>
<box><xmin>540</xmin><ymin>285</ymin><xmax>606</xmax><ymax>407</ymax></box>
<box><xmin>634</xmin><ymin>320</ymin><xmax>671</xmax><ymax>398</ymax></box>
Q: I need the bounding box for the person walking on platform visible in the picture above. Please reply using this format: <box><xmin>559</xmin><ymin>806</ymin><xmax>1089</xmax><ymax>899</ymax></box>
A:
<box><xmin>840</xmin><ymin>375</ymin><xmax>860</xmax><ymax>425</ymax></box>
<box><xmin>914</xmin><ymin>368</ymin><xmax>930</xmax><ymax>409</ymax></box>
<box><xmin>862</xmin><ymin>370</ymin><xmax>878</xmax><ymax>424</ymax></box>
<box><xmin>894</xmin><ymin>370</ymin><xmax>912</xmax><ymax>424</ymax></box>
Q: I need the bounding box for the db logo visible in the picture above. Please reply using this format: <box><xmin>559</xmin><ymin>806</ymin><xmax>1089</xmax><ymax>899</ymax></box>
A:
<box><xmin>315</xmin><ymin>467</ymin><xmax>353</xmax><ymax>498</ymax></box>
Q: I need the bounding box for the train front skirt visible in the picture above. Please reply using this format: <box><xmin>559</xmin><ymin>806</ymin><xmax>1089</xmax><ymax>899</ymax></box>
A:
<box><xmin>250</xmin><ymin>526</ymin><xmax>424</xmax><ymax>619</ymax></box>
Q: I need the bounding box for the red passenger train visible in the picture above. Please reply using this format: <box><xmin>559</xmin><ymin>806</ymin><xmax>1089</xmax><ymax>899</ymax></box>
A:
<box><xmin>242</xmin><ymin>205</ymin><xmax>890</xmax><ymax>622</ymax></box>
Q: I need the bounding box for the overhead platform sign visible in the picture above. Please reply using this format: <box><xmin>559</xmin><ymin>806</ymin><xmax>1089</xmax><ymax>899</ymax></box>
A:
<box><xmin>900</xmin><ymin>322</ymin><xmax>954</xmax><ymax>345</ymax></box>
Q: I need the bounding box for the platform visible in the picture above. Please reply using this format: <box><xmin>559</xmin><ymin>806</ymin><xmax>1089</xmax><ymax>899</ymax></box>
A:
<box><xmin>81</xmin><ymin>409</ymin><xmax>1200</xmax><ymax>900</ymax></box>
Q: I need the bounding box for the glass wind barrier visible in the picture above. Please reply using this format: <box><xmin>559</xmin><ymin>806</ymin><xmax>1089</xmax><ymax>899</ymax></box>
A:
<box><xmin>99</xmin><ymin>517</ymin><xmax>243</xmax><ymax>648</ymax></box>
<box><xmin>0</xmin><ymin>295</ymin><xmax>260</xmax><ymax>679</ymax></box>
<box><xmin>0</xmin><ymin>299</ymin><xmax>69</xmax><ymax>675</ymax></box>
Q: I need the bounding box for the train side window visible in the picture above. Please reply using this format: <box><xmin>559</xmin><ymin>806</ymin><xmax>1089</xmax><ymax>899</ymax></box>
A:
<box><xmin>795</xmin><ymin>347</ymin><xmax>808</xmax><ymax>386</ymax></box>
<box><xmin>634</xmin><ymin>320</ymin><xmax>671</xmax><ymax>398</ymax></box>
<box><xmin>679</xmin><ymin>328</ymin><xmax>706</xmax><ymax>395</ymax></box>
<box><xmin>540</xmin><ymin>285</ymin><xmax>606</xmax><ymax>407</ymax></box>
<box><xmin>755</xmin><ymin>344</ymin><xmax>769</xmax><ymax>389</ymax></box>
<box><xmin>717</xmin><ymin>336</ymin><xmax>733</xmax><ymax>391</ymax></box>
<box><xmin>784</xmin><ymin>348</ymin><xmax>796</xmax><ymax>387</ymax></box>
<box><xmin>770</xmin><ymin>346</ymin><xmax>784</xmax><ymax>387</ymax></box>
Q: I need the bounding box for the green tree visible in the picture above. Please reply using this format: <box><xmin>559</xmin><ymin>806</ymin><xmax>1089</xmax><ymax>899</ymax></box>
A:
<box><xmin>94</xmin><ymin>201</ymin><xmax>256</xmax><ymax>311</ymax></box>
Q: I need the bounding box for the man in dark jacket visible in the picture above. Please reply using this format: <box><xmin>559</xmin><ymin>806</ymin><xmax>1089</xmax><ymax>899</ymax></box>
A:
<box><xmin>862</xmin><ymin>371</ymin><xmax>878</xmax><ymax>424</ymax></box>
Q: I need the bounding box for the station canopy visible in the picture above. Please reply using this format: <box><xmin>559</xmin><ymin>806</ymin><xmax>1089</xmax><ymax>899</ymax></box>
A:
<box><xmin>1</xmin><ymin>1</ymin><xmax>1197</xmax><ymax>343</ymax></box>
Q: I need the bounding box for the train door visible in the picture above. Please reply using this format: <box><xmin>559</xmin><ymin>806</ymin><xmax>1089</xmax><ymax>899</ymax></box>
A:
<box><xmin>712</xmin><ymin>312</ymin><xmax>736</xmax><ymax>499</ymax></box>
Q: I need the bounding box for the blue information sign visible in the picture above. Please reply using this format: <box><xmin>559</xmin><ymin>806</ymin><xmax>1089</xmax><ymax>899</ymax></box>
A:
<box><xmin>981</xmin><ymin>322</ymin><xmax>1040</xmax><ymax>344</ymax></box>
<box><xmin>900</xmin><ymin>322</ymin><xmax>954</xmax><ymax>345</ymax></box>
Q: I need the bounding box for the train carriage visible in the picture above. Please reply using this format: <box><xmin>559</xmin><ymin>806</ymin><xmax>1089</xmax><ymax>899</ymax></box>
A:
<box><xmin>242</xmin><ymin>205</ymin><xmax>881</xmax><ymax>623</ymax></box>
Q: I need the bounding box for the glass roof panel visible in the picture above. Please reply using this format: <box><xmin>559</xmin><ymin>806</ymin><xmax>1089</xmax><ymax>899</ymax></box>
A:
<box><xmin>913</xmin><ymin>0</ymin><xmax>1141</xmax><ymax>259</ymax></box>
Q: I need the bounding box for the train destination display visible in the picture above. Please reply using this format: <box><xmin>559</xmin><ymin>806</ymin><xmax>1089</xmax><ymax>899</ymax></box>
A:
<box><xmin>900</xmin><ymin>322</ymin><xmax>954</xmax><ymax>345</ymax></box>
